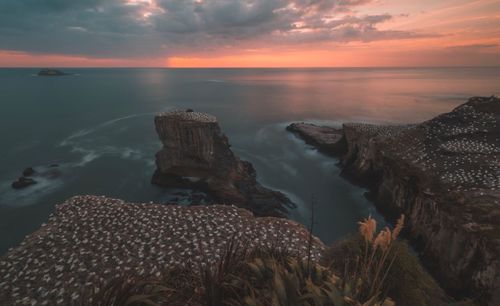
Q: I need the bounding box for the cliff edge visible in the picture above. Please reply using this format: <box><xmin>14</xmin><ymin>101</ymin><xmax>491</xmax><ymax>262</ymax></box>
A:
<box><xmin>0</xmin><ymin>195</ymin><xmax>323</xmax><ymax>305</ymax></box>
<box><xmin>287</xmin><ymin>96</ymin><xmax>500</xmax><ymax>304</ymax></box>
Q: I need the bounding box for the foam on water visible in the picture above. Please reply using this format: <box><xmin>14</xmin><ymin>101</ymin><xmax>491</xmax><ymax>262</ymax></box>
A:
<box><xmin>59</xmin><ymin>111</ymin><xmax>170</xmax><ymax>168</ymax></box>
<box><xmin>0</xmin><ymin>169</ymin><xmax>65</xmax><ymax>208</ymax></box>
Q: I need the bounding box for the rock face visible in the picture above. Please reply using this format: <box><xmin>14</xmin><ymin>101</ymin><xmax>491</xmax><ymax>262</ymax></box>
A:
<box><xmin>152</xmin><ymin>110</ymin><xmax>295</xmax><ymax>217</ymax></box>
<box><xmin>11</xmin><ymin>177</ymin><xmax>37</xmax><ymax>189</ymax></box>
<box><xmin>0</xmin><ymin>195</ymin><xmax>323</xmax><ymax>305</ymax></box>
<box><xmin>22</xmin><ymin>167</ymin><xmax>35</xmax><ymax>177</ymax></box>
<box><xmin>286</xmin><ymin>123</ymin><xmax>345</xmax><ymax>156</ymax></box>
<box><xmin>288</xmin><ymin>97</ymin><xmax>500</xmax><ymax>304</ymax></box>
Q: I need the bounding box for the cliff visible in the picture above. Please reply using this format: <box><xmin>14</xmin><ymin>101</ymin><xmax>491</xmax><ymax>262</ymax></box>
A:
<box><xmin>0</xmin><ymin>195</ymin><xmax>323</xmax><ymax>305</ymax></box>
<box><xmin>152</xmin><ymin>110</ymin><xmax>295</xmax><ymax>217</ymax></box>
<box><xmin>286</xmin><ymin>122</ymin><xmax>345</xmax><ymax>156</ymax></box>
<box><xmin>287</xmin><ymin>96</ymin><xmax>500</xmax><ymax>304</ymax></box>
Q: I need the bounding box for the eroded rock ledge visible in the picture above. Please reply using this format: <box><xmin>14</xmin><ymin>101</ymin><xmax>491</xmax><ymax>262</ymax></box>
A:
<box><xmin>286</xmin><ymin>122</ymin><xmax>345</xmax><ymax>156</ymax></box>
<box><xmin>152</xmin><ymin>110</ymin><xmax>295</xmax><ymax>217</ymax></box>
<box><xmin>0</xmin><ymin>195</ymin><xmax>323</xmax><ymax>305</ymax></box>
<box><xmin>287</xmin><ymin>96</ymin><xmax>500</xmax><ymax>304</ymax></box>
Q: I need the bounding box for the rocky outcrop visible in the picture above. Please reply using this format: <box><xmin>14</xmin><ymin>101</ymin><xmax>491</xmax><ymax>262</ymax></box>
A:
<box><xmin>152</xmin><ymin>110</ymin><xmax>295</xmax><ymax>217</ymax></box>
<box><xmin>288</xmin><ymin>97</ymin><xmax>500</xmax><ymax>304</ymax></box>
<box><xmin>11</xmin><ymin>165</ymin><xmax>61</xmax><ymax>190</ymax></box>
<box><xmin>286</xmin><ymin>123</ymin><xmax>345</xmax><ymax>156</ymax></box>
<box><xmin>37</xmin><ymin>69</ymin><xmax>67</xmax><ymax>76</ymax></box>
<box><xmin>11</xmin><ymin>177</ymin><xmax>37</xmax><ymax>189</ymax></box>
<box><xmin>0</xmin><ymin>195</ymin><xmax>324</xmax><ymax>305</ymax></box>
<box><xmin>22</xmin><ymin>167</ymin><xmax>35</xmax><ymax>177</ymax></box>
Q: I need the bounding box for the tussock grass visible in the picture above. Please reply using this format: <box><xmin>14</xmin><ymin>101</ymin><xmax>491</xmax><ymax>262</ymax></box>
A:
<box><xmin>323</xmin><ymin>215</ymin><xmax>452</xmax><ymax>306</ymax></box>
<box><xmin>85</xmin><ymin>217</ymin><xmax>406</xmax><ymax>306</ymax></box>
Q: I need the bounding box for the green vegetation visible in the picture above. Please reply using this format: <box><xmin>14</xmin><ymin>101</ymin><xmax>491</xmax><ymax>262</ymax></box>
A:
<box><xmin>323</xmin><ymin>216</ymin><xmax>450</xmax><ymax>306</ymax></box>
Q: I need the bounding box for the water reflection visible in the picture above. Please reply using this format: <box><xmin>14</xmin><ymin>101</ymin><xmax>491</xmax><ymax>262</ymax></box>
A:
<box><xmin>1</xmin><ymin>67</ymin><xmax>499</xmax><ymax>254</ymax></box>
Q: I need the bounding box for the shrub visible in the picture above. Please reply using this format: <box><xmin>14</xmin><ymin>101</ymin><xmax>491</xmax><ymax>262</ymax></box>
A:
<box><xmin>323</xmin><ymin>215</ymin><xmax>451</xmax><ymax>306</ymax></box>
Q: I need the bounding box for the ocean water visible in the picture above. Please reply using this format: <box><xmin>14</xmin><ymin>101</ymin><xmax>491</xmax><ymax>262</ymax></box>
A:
<box><xmin>1</xmin><ymin>67</ymin><xmax>499</xmax><ymax>255</ymax></box>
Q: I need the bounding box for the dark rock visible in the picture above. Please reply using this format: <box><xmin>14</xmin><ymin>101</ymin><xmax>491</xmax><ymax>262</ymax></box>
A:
<box><xmin>22</xmin><ymin>167</ymin><xmax>35</xmax><ymax>177</ymax></box>
<box><xmin>186</xmin><ymin>109</ymin><xmax>194</xmax><ymax>112</ymax></box>
<box><xmin>287</xmin><ymin>122</ymin><xmax>346</xmax><ymax>156</ymax></box>
<box><xmin>152</xmin><ymin>110</ymin><xmax>295</xmax><ymax>217</ymax></box>
<box><xmin>11</xmin><ymin>177</ymin><xmax>37</xmax><ymax>189</ymax></box>
<box><xmin>287</xmin><ymin>96</ymin><xmax>500</xmax><ymax>305</ymax></box>
<box><xmin>38</xmin><ymin>69</ymin><xmax>68</xmax><ymax>76</ymax></box>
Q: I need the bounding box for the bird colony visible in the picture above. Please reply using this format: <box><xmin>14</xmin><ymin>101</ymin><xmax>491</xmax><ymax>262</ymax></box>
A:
<box><xmin>157</xmin><ymin>110</ymin><xmax>217</xmax><ymax>123</ymax></box>
<box><xmin>0</xmin><ymin>195</ymin><xmax>323</xmax><ymax>305</ymax></box>
<box><xmin>346</xmin><ymin>96</ymin><xmax>499</xmax><ymax>192</ymax></box>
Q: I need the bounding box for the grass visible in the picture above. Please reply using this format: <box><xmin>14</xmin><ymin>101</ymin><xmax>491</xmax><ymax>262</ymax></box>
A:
<box><xmin>322</xmin><ymin>215</ymin><xmax>453</xmax><ymax>306</ymax></box>
<box><xmin>84</xmin><ymin>217</ymin><xmax>407</xmax><ymax>306</ymax></box>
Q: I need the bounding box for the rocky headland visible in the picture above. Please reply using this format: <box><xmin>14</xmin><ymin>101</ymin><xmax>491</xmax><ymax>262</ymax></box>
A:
<box><xmin>152</xmin><ymin>110</ymin><xmax>295</xmax><ymax>217</ymax></box>
<box><xmin>286</xmin><ymin>122</ymin><xmax>345</xmax><ymax>156</ymax></box>
<box><xmin>287</xmin><ymin>96</ymin><xmax>500</xmax><ymax>304</ymax></box>
<box><xmin>0</xmin><ymin>195</ymin><xmax>323</xmax><ymax>305</ymax></box>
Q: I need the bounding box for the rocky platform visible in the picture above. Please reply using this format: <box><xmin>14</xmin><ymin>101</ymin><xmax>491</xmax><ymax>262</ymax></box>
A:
<box><xmin>0</xmin><ymin>195</ymin><xmax>323</xmax><ymax>306</ymax></box>
<box><xmin>152</xmin><ymin>110</ymin><xmax>295</xmax><ymax>217</ymax></box>
<box><xmin>288</xmin><ymin>96</ymin><xmax>500</xmax><ymax>304</ymax></box>
<box><xmin>286</xmin><ymin>122</ymin><xmax>345</xmax><ymax>155</ymax></box>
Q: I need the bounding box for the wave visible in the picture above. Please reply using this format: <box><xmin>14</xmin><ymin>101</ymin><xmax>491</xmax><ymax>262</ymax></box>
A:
<box><xmin>60</xmin><ymin>112</ymin><xmax>158</xmax><ymax>146</ymax></box>
<box><xmin>0</xmin><ymin>172</ymin><xmax>64</xmax><ymax>208</ymax></box>
<box><xmin>59</xmin><ymin>110</ymin><xmax>173</xmax><ymax>167</ymax></box>
<box><xmin>74</xmin><ymin>149</ymin><xmax>100</xmax><ymax>167</ymax></box>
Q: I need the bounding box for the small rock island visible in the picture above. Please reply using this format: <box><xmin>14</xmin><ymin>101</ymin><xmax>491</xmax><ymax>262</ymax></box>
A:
<box><xmin>152</xmin><ymin>110</ymin><xmax>295</xmax><ymax>217</ymax></box>
<box><xmin>10</xmin><ymin>165</ymin><xmax>61</xmax><ymax>190</ymax></box>
<box><xmin>288</xmin><ymin>96</ymin><xmax>500</xmax><ymax>304</ymax></box>
<box><xmin>37</xmin><ymin>68</ymin><xmax>68</xmax><ymax>76</ymax></box>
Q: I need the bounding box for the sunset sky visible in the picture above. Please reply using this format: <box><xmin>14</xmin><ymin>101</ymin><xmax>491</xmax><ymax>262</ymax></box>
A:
<box><xmin>1</xmin><ymin>0</ymin><xmax>499</xmax><ymax>67</ymax></box>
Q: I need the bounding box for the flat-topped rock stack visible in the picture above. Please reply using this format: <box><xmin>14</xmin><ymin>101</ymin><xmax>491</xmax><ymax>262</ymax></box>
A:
<box><xmin>0</xmin><ymin>195</ymin><xmax>323</xmax><ymax>305</ymax></box>
<box><xmin>152</xmin><ymin>110</ymin><xmax>295</xmax><ymax>217</ymax></box>
<box><xmin>287</xmin><ymin>96</ymin><xmax>500</xmax><ymax>304</ymax></box>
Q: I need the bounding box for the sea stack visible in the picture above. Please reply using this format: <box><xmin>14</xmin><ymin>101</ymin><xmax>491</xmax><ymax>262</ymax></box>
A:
<box><xmin>152</xmin><ymin>110</ymin><xmax>295</xmax><ymax>217</ymax></box>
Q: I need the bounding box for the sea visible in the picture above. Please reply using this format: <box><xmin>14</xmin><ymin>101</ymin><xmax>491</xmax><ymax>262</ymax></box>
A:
<box><xmin>1</xmin><ymin>67</ymin><xmax>499</xmax><ymax>255</ymax></box>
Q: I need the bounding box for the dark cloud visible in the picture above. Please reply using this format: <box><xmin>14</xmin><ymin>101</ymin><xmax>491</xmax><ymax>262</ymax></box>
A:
<box><xmin>0</xmin><ymin>0</ymin><xmax>423</xmax><ymax>58</ymax></box>
<box><xmin>446</xmin><ymin>44</ymin><xmax>498</xmax><ymax>51</ymax></box>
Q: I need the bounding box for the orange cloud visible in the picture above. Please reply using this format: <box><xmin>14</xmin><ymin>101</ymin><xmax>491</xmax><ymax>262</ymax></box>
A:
<box><xmin>0</xmin><ymin>50</ymin><xmax>164</xmax><ymax>68</ymax></box>
<box><xmin>167</xmin><ymin>38</ymin><xmax>500</xmax><ymax>68</ymax></box>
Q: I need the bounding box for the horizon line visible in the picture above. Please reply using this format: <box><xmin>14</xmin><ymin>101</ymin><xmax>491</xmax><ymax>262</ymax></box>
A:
<box><xmin>1</xmin><ymin>65</ymin><xmax>500</xmax><ymax>69</ymax></box>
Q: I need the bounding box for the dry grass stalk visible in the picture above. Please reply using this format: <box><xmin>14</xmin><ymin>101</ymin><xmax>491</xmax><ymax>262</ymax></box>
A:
<box><xmin>342</xmin><ymin>214</ymin><xmax>405</xmax><ymax>303</ymax></box>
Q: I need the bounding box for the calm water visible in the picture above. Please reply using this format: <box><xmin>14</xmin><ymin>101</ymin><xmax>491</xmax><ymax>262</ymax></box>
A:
<box><xmin>1</xmin><ymin>67</ymin><xmax>499</xmax><ymax>255</ymax></box>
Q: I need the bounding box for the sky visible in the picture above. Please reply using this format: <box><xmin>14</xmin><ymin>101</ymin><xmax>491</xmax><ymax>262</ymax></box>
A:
<box><xmin>0</xmin><ymin>0</ymin><xmax>499</xmax><ymax>67</ymax></box>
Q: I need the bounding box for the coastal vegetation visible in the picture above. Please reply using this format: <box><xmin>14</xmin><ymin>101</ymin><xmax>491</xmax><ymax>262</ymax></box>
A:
<box><xmin>85</xmin><ymin>216</ymin><xmax>431</xmax><ymax>306</ymax></box>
